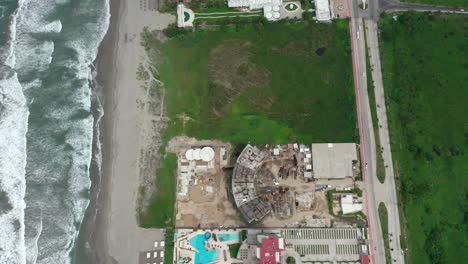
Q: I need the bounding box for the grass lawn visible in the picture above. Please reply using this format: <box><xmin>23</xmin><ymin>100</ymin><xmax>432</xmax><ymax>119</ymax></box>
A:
<box><xmin>228</xmin><ymin>243</ymin><xmax>241</xmax><ymax>258</ymax></box>
<box><xmin>194</xmin><ymin>7</ymin><xmax>239</xmax><ymax>14</ymax></box>
<box><xmin>379</xmin><ymin>12</ymin><xmax>468</xmax><ymax>264</ymax></box>
<box><xmin>139</xmin><ymin>154</ymin><xmax>177</xmax><ymax>227</ymax></box>
<box><xmin>163</xmin><ymin>228</ymin><xmax>175</xmax><ymax>264</ymax></box>
<box><xmin>378</xmin><ymin>203</ymin><xmax>392</xmax><ymax>264</ymax></box>
<box><xmin>401</xmin><ymin>0</ymin><xmax>467</xmax><ymax>7</ymax></box>
<box><xmin>159</xmin><ymin>20</ymin><xmax>356</xmax><ymax>145</ymax></box>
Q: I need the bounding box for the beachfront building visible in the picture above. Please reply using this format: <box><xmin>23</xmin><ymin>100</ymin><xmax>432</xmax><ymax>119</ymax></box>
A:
<box><xmin>173</xmin><ymin>229</ymin><xmax>242</xmax><ymax>264</ymax></box>
<box><xmin>228</xmin><ymin>0</ymin><xmax>283</xmax><ymax>20</ymax></box>
<box><xmin>256</xmin><ymin>235</ymin><xmax>285</xmax><ymax>264</ymax></box>
<box><xmin>177</xmin><ymin>147</ymin><xmax>216</xmax><ymax>198</ymax></box>
<box><xmin>314</xmin><ymin>0</ymin><xmax>332</xmax><ymax>22</ymax></box>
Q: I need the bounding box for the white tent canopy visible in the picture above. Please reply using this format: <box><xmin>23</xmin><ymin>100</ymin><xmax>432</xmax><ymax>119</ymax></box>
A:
<box><xmin>315</xmin><ymin>0</ymin><xmax>332</xmax><ymax>21</ymax></box>
<box><xmin>193</xmin><ymin>148</ymin><xmax>201</xmax><ymax>160</ymax></box>
<box><xmin>200</xmin><ymin>147</ymin><xmax>215</xmax><ymax>162</ymax></box>
<box><xmin>185</xmin><ymin>149</ymin><xmax>194</xmax><ymax>161</ymax></box>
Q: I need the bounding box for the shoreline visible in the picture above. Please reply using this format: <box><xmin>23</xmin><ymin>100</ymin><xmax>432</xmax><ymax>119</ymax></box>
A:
<box><xmin>76</xmin><ymin>0</ymin><xmax>175</xmax><ymax>263</ymax></box>
<box><xmin>75</xmin><ymin>0</ymin><xmax>123</xmax><ymax>262</ymax></box>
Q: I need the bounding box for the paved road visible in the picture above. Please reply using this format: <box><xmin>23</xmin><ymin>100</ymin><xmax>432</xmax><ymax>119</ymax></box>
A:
<box><xmin>379</xmin><ymin>0</ymin><xmax>467</xmax><ymax>13</ymax></box>
<box><xmin>347</xmin><ymin>1</ymin><xmax>386</xmax><ymax>263</ymax></box>
<box><xmin>351</xmin><ymin>1</ymin><xmax>467</xmax><ymax>263</ymax></box>
<box><xmin>350</xmin><ymin>1</ymin><xmax>467</xmax><ymax>264</ymax></box>
<box><xmin>349</xmin><ymin>1</ymin><xmax>408</xmax><ymax>263</ymax></box>
<box><xmin>365</xmin><ymin>18</ymin><xmax>404</xmax><ymax>264</ymax></box>
<box><xmin>357</xmin><ymin>0</ymin><xmax>467</xmax><ymax>20</ymax></box>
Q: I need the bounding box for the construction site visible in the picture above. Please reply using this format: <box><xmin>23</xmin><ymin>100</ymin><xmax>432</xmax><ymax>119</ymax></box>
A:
<box><xmin>170</xmin><ymin>138</ymin><xmax>363</xmax><ymax>228</ymax></box>
<box><xmin>168</xmin><ymin>137</ymin><xmax>243</xmax><ymax>228</ymax></box>
<box><xmin>232</xmin><ymin>144</ymin><xmax>361</xmax><ymax>227</ymax></box>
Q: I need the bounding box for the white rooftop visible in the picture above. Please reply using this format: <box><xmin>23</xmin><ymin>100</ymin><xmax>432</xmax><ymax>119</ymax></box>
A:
<box><xmin>228</xmin><ymin>0</ymin><xmax>283</xmax><ymax>20</ymax></box>
<box><xmin>315</xmin><ymin>0</ymin><xmax>331</xmax><ymax>21</ymax></box>
<box><xmin>312</xmin><ymin>143</ymin><xmax>357</xmax><ymax>179</ymax></box>
<box><xmin>185</xmin><ymin>149</ymin><xmax>194</xmax><ymax>161</ymax></box>
<box><xmin>193</xmin><ymin>148</ymin><xmax>201</xmax><ymax>160</ymax></box>
<box><xmin>200</xmin><ymin>147</ymin><xmax>215</xmax><ymax>162</ymax></box>
<box><xmin>341</xmin><ymin>194</ymin><xmax>363</xmax><ymax>214</ymax></box>
<box><xmin>228</xmin><ymin>0</ymin><xmax>282</xmax><ymax>10</ymax></box>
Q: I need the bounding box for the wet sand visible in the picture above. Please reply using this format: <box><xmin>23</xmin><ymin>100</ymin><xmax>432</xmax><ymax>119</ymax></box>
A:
<box><xmin>76</xmin><ymin>0</ymin><xmax>174</xmax><ymax>263</ymax></box>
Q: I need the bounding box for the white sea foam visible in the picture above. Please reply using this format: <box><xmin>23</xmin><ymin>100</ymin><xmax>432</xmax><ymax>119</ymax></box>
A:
<box><xmin>64</xmin><ymin>0</ymin><xmax>110</xmax><ymax>75</ymax></box>
<box><xmin>22</xmin><ymin>79</ymin><xmax>42</xmax><ymax>91</ymax></box>
<box><xmin>1</xmin><ymin>0</ymin><xmax>111</xmax><ymax>263</ymax></box>
<box><xmin>14</xmin><ymin>0</ymin><xmax>57</xmax><ymax>74</ymax></box>
<box><xmin>93</xmin><ymin>80</ymin><xmax>104</xmax><ymax>172</ymax></box>
<box><xmin>0</xmin><ymin>72</ymin><xmax>28</xmax><ymax>264</ymax></box>
<box><xmin>35</xmin><ymin>20</ymin><xmax>62</xmax><ymax>34</ymax></box>
<box><xmin>0</xmin><ymin>1</ymin><xmax>29</xmax><ymax>263</ymax></box>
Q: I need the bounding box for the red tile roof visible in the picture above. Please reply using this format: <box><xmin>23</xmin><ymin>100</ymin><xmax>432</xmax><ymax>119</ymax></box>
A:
<box><xmin>258</xmin><ymin>236</ymin><xmax>285</xmax><ymax>264</ymax></box>
<box><xmin>361</xmin><ymin>254</ymin><xmax>370</xmax><ymax>264</ymax></box>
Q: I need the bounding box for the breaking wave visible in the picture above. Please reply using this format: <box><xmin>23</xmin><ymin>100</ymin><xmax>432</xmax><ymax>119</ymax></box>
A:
<box><xmin>0</xmin><ymin>0</ymin><xmax>110</xmax><ymax>263</ymax></box>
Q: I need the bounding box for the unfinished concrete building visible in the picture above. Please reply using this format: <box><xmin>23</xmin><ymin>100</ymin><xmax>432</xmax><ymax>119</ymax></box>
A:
<box><xmin>231</xmin><ymin>143</ymin><xmax>361</xmax><ymax>226</ymax></box>
<box><xmin>232</xmin><ymin>145</ymin><xmax>271</xmax><ymax>223</ymax></box>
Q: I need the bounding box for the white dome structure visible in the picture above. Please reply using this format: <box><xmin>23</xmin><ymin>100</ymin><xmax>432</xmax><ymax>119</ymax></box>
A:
<box><xmin>265</xmin><ymin>11</ymin><xmax>273</xmax><ymax>19</ymax></box>
<box><xmin>193</xmin><ymin>148</ymin><xmax>201</xmax><ymax>160</ymax></box>
<box><xmin>185</xmin><ymin>149</ymin><xmax>194</xmax><ymax>161</ymax></box>
<box><xmin>272</xmin><ymin>5</ymin><xmax>280</xmax><ymax>12</ymax></box>
<box><xmin>200</xmin><ymin>147</ymin><xmax>215</xmax><ymax>162</ymax></box>
<box><xmin>264</xmin><ymin>5</ymin><xmax>272</xmax><ymax>12</ymax></box>
<box><xmin>273</xmin><ymin>11</ymin><xmax>280</xmax><ymax>19</ymax></box>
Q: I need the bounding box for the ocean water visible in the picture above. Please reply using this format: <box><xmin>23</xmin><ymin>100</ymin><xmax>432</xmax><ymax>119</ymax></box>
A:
<box><xmin>0</xmin><ymin>0</ymin><xmax>109</xmax><ymax>263</ymax></box>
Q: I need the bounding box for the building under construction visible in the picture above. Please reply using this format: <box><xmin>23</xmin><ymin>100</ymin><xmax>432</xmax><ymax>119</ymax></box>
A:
<box><xmin>231</xmin><ymin>143</ymin><xmax>359</xmax><ymax>224</ymax></box>
<box><xmin>232</xmin><ymin>145</ymin><xmax>271</xmax><ymax>223</ymax></box>
<box><xmin>231</xmin><ymin>144</ymin><xmax>316</xmax><ymax>224</ymax></box>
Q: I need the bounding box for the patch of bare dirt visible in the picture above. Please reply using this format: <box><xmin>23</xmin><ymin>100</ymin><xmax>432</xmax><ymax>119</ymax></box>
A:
<box><xmin>271</xmin><ymin>41</ymin><xmax>308</xmax><ymax>57</ymax></box>
<box><xmin>208</xmin><ymin>40</ymin><xmax>271</xmax><ymax>114</ymax></box>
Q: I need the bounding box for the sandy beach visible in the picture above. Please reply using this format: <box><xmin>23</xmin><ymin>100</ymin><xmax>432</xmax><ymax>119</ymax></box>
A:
<box><xmin>76</xmin><ymin>0</ymin><xmax>174</xmax><ymax>263</ymax></box>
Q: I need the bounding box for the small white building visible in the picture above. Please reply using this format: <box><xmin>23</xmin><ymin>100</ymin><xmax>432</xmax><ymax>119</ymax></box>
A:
<box><xmin>228</xmin><ymin>0</ymin><xmax>283</xmax><ymax>20</ymax></box>
<box><xmin>314</xmin><ymin>0</ymin><xmax>331</xmax><ymax>22</ymax></box>
<box><xmin>341</xmin><ymin>194</ymin><xmax>363</xmax><ymax>214</ymax></box>
<box><xmin>228</xmin><ymin>0</ymin><xmax>282</xmax><ymax>10</ymax></box>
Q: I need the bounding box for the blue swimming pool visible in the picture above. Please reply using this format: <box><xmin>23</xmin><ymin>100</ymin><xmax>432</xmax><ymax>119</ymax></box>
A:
<box><xmin>217</xmin><ymin>233</ymin><xmax>240</xmax><ymax>242</ymax></box>
<box><xmin>190</xmin><ymin>234</ymin><xmax>218</xmax><ymax>264</ymax></box>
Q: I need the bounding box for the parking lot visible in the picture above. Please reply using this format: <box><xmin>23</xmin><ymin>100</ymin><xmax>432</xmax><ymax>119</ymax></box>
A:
<box><xmin>281</xmin><ymin>228</ymin><xmax>366</xmax><ymax>262</ymax></box>
<box><xmin>282</xmin><ymin>228</ymin><xmax>360</xmax><ymax>240</ymax></box>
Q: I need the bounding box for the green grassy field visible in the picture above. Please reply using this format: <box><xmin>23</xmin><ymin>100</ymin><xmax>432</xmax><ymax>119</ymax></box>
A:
<box><xmin>140</xmin><ymin>154</ymin><xmax>177</xmax><ymax>228</ymax></box>
<box><xmin>228</xmin><ymin>243</ymin><xmax>241</xmax><ymax>258</ymax></box>
<box><xmin>401</xmin><ymin>0</ymin><xmax>467</xmax><ymax>7</ymax></box>
<box><xmin>379</xmin><ymin>12</ymin><xmax>468</xmax><ymax>264</ymax></box>
<box><xmin>159</xmin><ymin>21</ymin><xmax>356</xmax><ymax>145</ymax></box>
<box><xmin>378</xmin><ymin>203</ymin><xmax>391</xmax><ymax>264</ymax></box>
